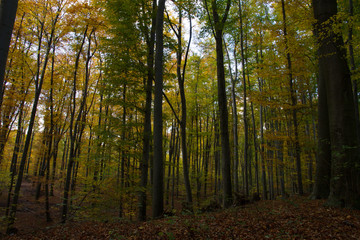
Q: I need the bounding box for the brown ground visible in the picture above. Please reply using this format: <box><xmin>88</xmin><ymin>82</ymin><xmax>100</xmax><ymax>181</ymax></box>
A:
<box><xmin>1</xmin><ymin>180</ymin><xmax>360</xmax><ymax>239</ymax></box>
<box><xmin>0</xmin><ymin>177</ymin><xmax>63</xmax><ymax>236</ymax></box>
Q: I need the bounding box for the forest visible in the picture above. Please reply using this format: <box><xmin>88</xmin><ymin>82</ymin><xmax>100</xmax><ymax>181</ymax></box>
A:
<box><xmin>0</xmin><ymin>0</ymin><xmax>360</xmax><ymax>238</ymax></box>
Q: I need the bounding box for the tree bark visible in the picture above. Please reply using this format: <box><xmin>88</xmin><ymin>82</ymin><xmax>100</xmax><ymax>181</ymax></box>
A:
<box><xmin>311</xmin><ymin>73</ymin><xmax>331</xmax><ymax>199</ymax></box>
<box><xmin>0</xmin><ymin>0</ymin><xmax>19</xmax><ymax>107</ymax></box>
<box><xmin>313</xmin><ymin>0</ymin><xmax>360</xmax><ymax>208</ymax></box>
<box><xmin>206</xmin><ymin>0</ymin><xmax>233</xmax><ymax>208</ymax></box>
<box><xmin>347</xmin><ymin>0</ymin><xmax>360</xmax><ymax>142</ymax></box>
<box><xmin>138</xmin><ymin>0</ymin><xmax>156</xmax><ymax>222</ymax></box>
<box><xmin>225</xmin><ymin>39</ymin><xmax>239</xmax><ymax>194</ymax></box>
<box><xmin>152</xmin><ymin>0</ymin><xmax>166</xmax><ymax>219</ymax></box>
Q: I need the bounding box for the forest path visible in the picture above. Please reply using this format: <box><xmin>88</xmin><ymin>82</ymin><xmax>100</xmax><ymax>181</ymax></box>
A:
<box><xmin>0</xmin><ymin>177</ymin><xmax>63</xmax><ymax>235</ymax></box>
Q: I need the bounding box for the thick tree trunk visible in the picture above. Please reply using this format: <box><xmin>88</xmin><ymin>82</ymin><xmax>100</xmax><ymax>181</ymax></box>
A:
<box><xmin>138</xmin><ymin>0</ymin><xmax>156</xmax><ymax>222</ymax></box>
<box><xmin>225</xmin><ymin>39</ymin><xmax>239</xmax><ymax>194</ymax></box>
<box><xmin>214</xmin><ymin>32</ymin><xmax>233</xmax><ymax>207</ymax></box>
<box><xmin>205</xmin><ymin>0</ymin><xmax>233</xmax><ymax>208</ymax></box>
<box><xmin>213</xmin><ymin>112</ymin><xmax>220</xmax><ymax>196</ymax></box>
<box><xmin>348</xmin><ymin>0</ymin><xmax>360</xmax><ymax>142</ymax></box>
<box><xmin>0</xmin><ymin>0</ymin><xmax>19</xmax><ymax>107</ymax></box>
<box><xmin>313</xmin><ymin>0</ymin><xmax>360</xmax><ymax>208</ymax></box>
<box><xmin>152</xmin><ymin>0</ymin><xmax>166</xmax><ymax>219</ymax></box>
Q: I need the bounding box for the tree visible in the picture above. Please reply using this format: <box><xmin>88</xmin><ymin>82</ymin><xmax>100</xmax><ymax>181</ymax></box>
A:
<box><xmin>203</xmin><ymin>0</ymin><xmax>232</xmax><ymax>208</ymax></box>
<box><xmin>138</xmin><ymin>0</ymin><xmax>156</xmax><ymax>222</ymax></box>
<box><xmin>312</xmin><ymin>0</ymin><xmax>360</xmax><ymax>208</ymax></box>
<box><xmin>166</xmin><ymin>0</ymin><xmax>194</xmax><ymax>209</ymax></box>
<box><xmin>280</xmin><ymin>0</ymin><xmax>303</xmax><ymax>195</ymax></box>
<box><xmin>7</xmin><ymin>0</ymin><xmax>61</xmax><ymax>232</ymax></box>
<box><xmin>238</xmin><ymin>0</ymin><xmax>249</xmax><ymax>196</ymax></box>
<box><xmin>61</xmin><ymin>24</ymin><xmax>89</xmax><ymax>223</ymax></box>
<box><xmin>152</xmin><ymin>0</ymin><xmax>166</xmax><ymax>219</ymax></box>
<box><xmin>0</xmin><ymin>0</ymin><xmax>19</xmax><ymax>108</ymax></box>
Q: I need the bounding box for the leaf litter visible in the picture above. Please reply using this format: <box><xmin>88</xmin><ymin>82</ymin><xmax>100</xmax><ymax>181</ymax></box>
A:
<box><xmin>3</xmin><ymin>196</ymin><xmax>360</xmax><ymax>239</ymax></box>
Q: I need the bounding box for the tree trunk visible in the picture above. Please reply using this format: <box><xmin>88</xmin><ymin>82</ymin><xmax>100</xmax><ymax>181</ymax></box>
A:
<box><xmin>5</xmin><ymin>97</ymin><xmax>24</xmax><ymax>217</ymax></box>
<box><xmin>167</xmin><ymin>3</ymin><xmax>194</xmax><ymax>208</ymax></box>
<box><xmin>138</xmin><ymin>0</ymin><xmax>156</xmax><ymax>222</ymax></box>
<box><xmin>166</xmin><ymin>122</ymin><xmax>175</xmax><ymax>206</ymax></box>
<box><xmin>257</xmin><ymin>43</ymin><xmax>267</xmax><ymax>200</ymax></box>
<box><xmin>313</xmin><ymin>0</ymin><xmax>360</xmax><ymax>208</ymax></box>
<box><xmin>204</xmin><ymin>0</ymin><xmax>233</xmax><ymax>208</ymax></box>
<box><xmin>281</xmin><ymin>0</ymin><xmax>303</xmax><ymax>195</ymax></box>
<box><xmin>152</xmin><ymin>0</ymin><xmax>166</xmax><ymax>219</ymax></box>
<box><xmin>179</xmin><ymin>8</ymin><xmax>193</xmax><ymax>209</ymax></box>
<box><xmin>7</xmin><ymin>7</ymin><xmax>59</xmax><ymax>231</ymax></box>
<box><xmin>215</xmin><ymin>27</ymin><xmax>233</xmax><ymax>208</ymax></box>
<box><xmin>61</xmin><ymin>25</ymin><xmax>88</xmax><ymax>223</ymax></box>
<box><xmin>225</xmin><ymin>40</ymin><xmax>239</xmax><ymax>194</ymax></box>
<box><xmin>348</xmin><ymin>0</ymin><xmax>360</xmax><ymax>143</ymax></box>
<box><xmin>238</xmin><ymin>0</ymin><xmax>249</xmax><ymax>196</ymax></box>
<box><xmin>0</xmin><ymin>0</ymin><xmax>19</xmax><ymax>108</ymax></box>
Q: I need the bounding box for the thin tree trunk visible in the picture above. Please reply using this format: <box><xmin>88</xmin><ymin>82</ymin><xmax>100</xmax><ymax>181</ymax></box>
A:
<box><xmin>257</xmin><ymin>40</ymin><xmax>267</xmax><ymax>200</ymax></box>
<box><xmin>7</xmin><ymin>7</ymin><xmax>59</xmax><ymax>231</ymax></box>
<box><xmin>239</xmin><ymin>0</ymin><xmax>249</xmax><ymax>196</ymax></box>
<box><xmin>25</xmin><ymin>131</ymin><xmax>35</xmax><ymax>175</ymax></box>
<box><xmin>166</xmin><ymin>122</ymin><xmax>175</xmax><ymax>206</ymax></box>
<box><xmin>281</xmin><ymin>0</ymin><xmax>303</xmax><ymax>195</ymax></box>
<box><xmin>167</xmin><ymin>4</ymin><xmax>193</xmax><ymax>208</ymax></box>
<box><xmin>275</xmin><ymin>120</ymin><xmax>286</xmax><ymax>197</ymax></box>
<box><xmin>5</xmin><ymin>98</ymin><xmax>24</xmax><ymax>217</ymax></box>
<box><xmin>61</xmin><ymin>25</ymin><xmax>88</xmax><ymax>223</ymax></box>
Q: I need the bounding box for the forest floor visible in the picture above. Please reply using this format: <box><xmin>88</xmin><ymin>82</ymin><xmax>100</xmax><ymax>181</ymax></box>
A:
<box><xmin>1</xmin><ymin>179</ymin><xmax>360</xmax><ymax>239</ymax></box>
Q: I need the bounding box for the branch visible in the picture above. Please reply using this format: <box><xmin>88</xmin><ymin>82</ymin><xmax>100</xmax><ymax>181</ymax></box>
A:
<box><xmin>221</xmin><ymin>0</ymin><xmax>232</xmax><ymax>28</ymax></box>
<box><xmin>203</xmin><ymin>0</ymin><xmax>216</xmax><ymax>37</ymax></box>
<box><xmin>182</xmin><ymin>11</ymin><xmax>192</xmax><ymax>82</ymax></box>
<box><xmin>165</xmin><ymin>7</ymin><xmax>179</xmax><ymax>38</ymax></box>
<box><xmin>162</xmin><ymin>90</ymin><xmax>181</xmax><ymax>125</ymax></box>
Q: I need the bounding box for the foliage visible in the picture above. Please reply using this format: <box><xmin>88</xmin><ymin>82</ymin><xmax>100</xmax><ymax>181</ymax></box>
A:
<box><xmin>0</xmin><ymin>0</ymin><xmax>359</xmax><ymax>235</ymax></box>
